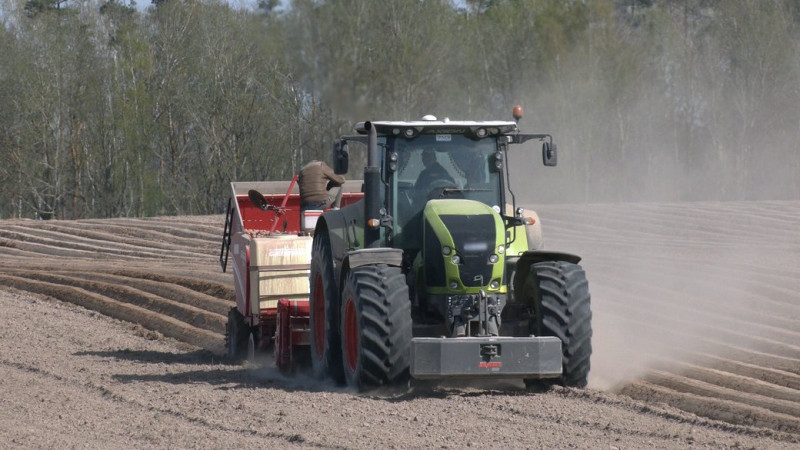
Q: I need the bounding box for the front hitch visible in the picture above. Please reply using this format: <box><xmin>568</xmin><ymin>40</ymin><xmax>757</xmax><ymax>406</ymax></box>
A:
<box><xmin>446</xmin><ymin>289</ymin><xmax>501</xmax><ymax>337</ymax></box>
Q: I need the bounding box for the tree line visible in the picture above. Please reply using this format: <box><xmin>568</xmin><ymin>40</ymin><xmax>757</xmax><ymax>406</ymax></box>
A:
<box><xmin>1</xmin><ymin>0</ymin><xmax>799</xmax><ymax>219</ymax></box>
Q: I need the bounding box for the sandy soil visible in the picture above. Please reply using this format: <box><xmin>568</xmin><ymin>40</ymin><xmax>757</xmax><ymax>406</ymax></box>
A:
<box><xmin>1</xmin><ymin>202</ymin><xmax>798</xmax><ymax>448</ymax></box>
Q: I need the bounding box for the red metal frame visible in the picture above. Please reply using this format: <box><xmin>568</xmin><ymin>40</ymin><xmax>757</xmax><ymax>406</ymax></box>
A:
<box><xmin>236</xmin><ymin>185</ymin><xmax>362</xmax><ymax>236</ymax></box>
<box><xmin>269</xmin><ymin>175</ymin><xmax>298</xmax><ymax>234</ymax></box>
<box><xmin>275</xmin><ymin>299</ymin><xmax>310</xmax><ymax>372</ymax></box>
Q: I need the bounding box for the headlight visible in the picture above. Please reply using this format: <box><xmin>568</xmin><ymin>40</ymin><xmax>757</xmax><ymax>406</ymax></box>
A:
<box><xmin>451</xmin><ymin>255</ymin><xmax>461</xmax><ymax>265</ymax></box>
<box><xmin>497</xmin><ymin>245</ymin><xmax>505</xmax><ymax>254</ymax></box>
<box><xmin>449</xmin><ymin>281</ymin><xmax>459</xmax><ymax>290</ymax></box>
<box><xmin>442</xmin><ymin>246</ymin><xmax>452</xmax><ymax>256</ymax></box>
<box><xmin>488</xmin><ymin>254</ymin><xmax>499</xmax><ymax>264</ymax></box>
<box><xmin>490</xmin><ymin>280</ymin><xmax>500</xmax><ymax>290</ymax></box>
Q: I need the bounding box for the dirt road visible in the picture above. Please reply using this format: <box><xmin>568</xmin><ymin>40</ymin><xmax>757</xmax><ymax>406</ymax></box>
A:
<box><xmin>1</xmin><ymin>202</ymin><xmax>798</xmax><ymax>448</ymax></box>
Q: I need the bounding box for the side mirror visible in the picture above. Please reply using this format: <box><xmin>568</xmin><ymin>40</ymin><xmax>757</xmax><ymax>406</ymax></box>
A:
<box><xmin>542</xmin><ymin>142</ymin><xmax>557</xmax><ymax>167</ymax></box>
<box><xmin>333</xmin><ymin>140</ymin><xmax>349</xmax><ymax>174</ymax></box>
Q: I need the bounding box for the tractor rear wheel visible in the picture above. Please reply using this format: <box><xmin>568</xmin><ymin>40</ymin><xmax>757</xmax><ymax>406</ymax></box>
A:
<box><xmin>522</xmin><ymin>261</ymin><xmax>592</xmax><ymax>389</ymax></box>
<box><xmin>340</xmin><ymin>264</ymin><xmax>412</xmax><ymax>390</ymax></box>
<box><xmin>226</xmin><ymin>307</ymin><xmax>248</xmax><ymax>362</ymax></box>
<box><xmin>309</xmin><ymin>231</ymin><xmax>344</xmax><ymax>383</ymax></box>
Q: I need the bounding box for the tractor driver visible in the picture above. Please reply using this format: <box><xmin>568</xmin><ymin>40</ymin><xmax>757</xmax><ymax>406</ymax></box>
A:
<box><xmin>414</xmin><ymin>149</ymin><xmax>454</xmax><ymax>204</ymax></box>
<box><xmin>298</xmin><ymin>160</ymin><xmax>345</xmax><ymax>211</ymax></box>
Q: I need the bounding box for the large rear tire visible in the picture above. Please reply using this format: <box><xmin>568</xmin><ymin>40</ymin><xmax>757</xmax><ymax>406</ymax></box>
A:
<box><xmin>340</xmin><ymin>264</ymin><xmax>412</xmax><ymax>390</ymax></box>
<box><xmin>309</xmin><ymin>231</ymin><xmax>344</xmax><ymax>383</ymax></box>
<box><xmin>522</xmin><ymin>261</ymin><xmax>592</xmax><ymax>388</ymax></box>
<box><xmin>226</xmin><ymin>307</ymin><xmax>248</xmax><ymax>362</ymax></box>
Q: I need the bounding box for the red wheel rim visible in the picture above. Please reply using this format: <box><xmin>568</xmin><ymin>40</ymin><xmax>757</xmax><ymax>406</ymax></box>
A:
<box><xmin>344</xmin><ymin>297</ymin><xmax>358</xmax><ymax>371</ymax></box>
<box><xmin>312</xmin><ymin>274</ymin><xmax>325</xmax><ymax>358</ymax></box>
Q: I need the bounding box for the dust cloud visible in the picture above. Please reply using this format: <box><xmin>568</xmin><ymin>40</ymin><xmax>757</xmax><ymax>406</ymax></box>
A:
<box><xmin>243</xmin><ymin>352</ymin><xmax>347</xmax><ymax>392</ymax></box>
<box><xmin>524</xmin><ymin>199</ymin><xmax>800</xmax><ymax>391</ymax></box>
<box><xmin>497</xmin><ymin>15</ymin><xmax>800</xmax><ymax>389</ymax></box>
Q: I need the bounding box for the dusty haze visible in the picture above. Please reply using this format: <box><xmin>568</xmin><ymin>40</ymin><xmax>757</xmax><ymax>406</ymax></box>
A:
<box><xmin>527</xmin><ymin>200</ymin><xmax>800</xmax><ymax>393</ymax></box>
<box><xmin>501</xmin><ymin>10</ymin><xmax>800</xmax><ymax>388</ymax></box>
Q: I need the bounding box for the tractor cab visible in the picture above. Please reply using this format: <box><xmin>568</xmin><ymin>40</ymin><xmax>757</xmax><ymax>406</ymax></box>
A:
<box><xmin>334</xmin><ymin>118</ymin><xmax>535</xmax><ymax>250</ymax></box>
<box><xmin>388</xmin><ymin>132</ymin><xmax>505</xmax><ymax>252</ymax></box>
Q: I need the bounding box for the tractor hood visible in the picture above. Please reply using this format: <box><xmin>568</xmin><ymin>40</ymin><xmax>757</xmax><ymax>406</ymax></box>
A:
<box><xmin>422</xmin><ymin>199</ymin><xmax>506</xmax><ymax>294</ymax></box>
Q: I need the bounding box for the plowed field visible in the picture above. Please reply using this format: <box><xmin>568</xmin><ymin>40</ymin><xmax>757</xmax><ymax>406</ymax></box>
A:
<box><xmin>1</xmin><ymin>201</ymin><xmax>798</xmax><ymax>448</ymax></box>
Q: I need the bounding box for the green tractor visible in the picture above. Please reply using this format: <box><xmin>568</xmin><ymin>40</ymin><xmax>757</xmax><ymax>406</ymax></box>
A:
<box><xmin>309</xmin><ymin>112</ymin><xmax>591</xmax><ymax>391</ymax></box>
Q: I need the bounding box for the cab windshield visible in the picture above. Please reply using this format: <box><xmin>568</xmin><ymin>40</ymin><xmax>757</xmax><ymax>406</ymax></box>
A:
<box><xmin>389</xmin><ymin>134</ymin><xmax>502</xmax><ymax>249</ymax></box>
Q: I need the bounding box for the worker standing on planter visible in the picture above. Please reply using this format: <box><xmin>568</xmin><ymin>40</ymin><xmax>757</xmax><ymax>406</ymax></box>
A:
<box><xmin>298</xmin><ymin>160</ymin><xmax>345</xmax><ymax>211</ymax></box>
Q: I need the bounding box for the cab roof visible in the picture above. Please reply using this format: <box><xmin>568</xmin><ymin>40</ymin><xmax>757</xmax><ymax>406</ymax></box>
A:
<box><xmin>355</xmin><ymin>119</ymin><xmax>518</xmax><ymax>138</ymax></box>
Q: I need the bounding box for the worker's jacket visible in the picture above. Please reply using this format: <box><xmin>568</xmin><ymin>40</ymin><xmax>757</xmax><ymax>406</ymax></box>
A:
<box><xmin>298</xmin><ymin>160</ymin><xmax>345</xmax><ymax>207</ymax></box>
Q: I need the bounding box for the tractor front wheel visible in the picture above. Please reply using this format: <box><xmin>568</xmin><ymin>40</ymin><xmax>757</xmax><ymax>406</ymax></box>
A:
<box><xmin>522</xmin><ymin>261</ymin><xmax>592</xmax><ymax>389</ymax></box>
<box><xmin>340</xmin><ymin>264</ymin><xmax>412</xmax><ymax>390</ymax></box>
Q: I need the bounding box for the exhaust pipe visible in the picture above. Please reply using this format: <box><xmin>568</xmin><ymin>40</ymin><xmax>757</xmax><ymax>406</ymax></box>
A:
<box><xmin>363</xmin><ymin>122</ymin><xmax>380</xmax><ymax>248</ymax></box>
